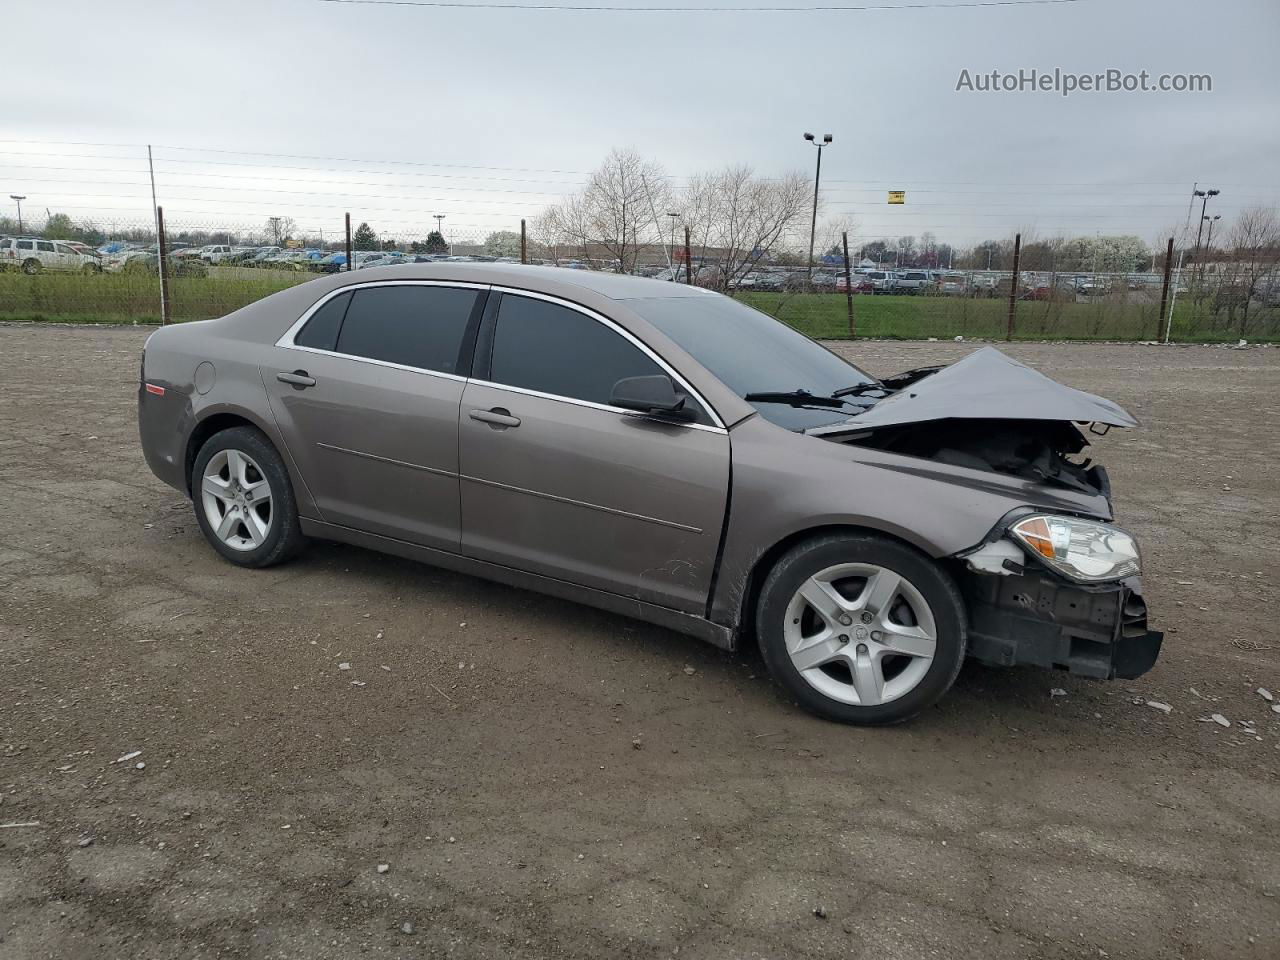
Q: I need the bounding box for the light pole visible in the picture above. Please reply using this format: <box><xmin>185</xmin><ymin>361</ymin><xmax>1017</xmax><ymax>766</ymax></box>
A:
<box><xmin>666</xmin><ymin>212</ymin><xmax>680</xmax><ymax>279</ymax></box>
<box><xmin>803</xmin><ymin>132</ymin><xmax>832</xmax><ymax>281</ymax></box>
<box><xmin>433</xmin><ymin>214</ymin><xmax>446</xmax><ymax>253</ymax></box>
<box><xmin>1191</xmin><ymin>188</ymin><xmax>1219</xmax><ymax>259</ymax></box>
<box><xmin>1203</xmin><ymin>213</ymin><xmax>1221</xmax><ymax>253</ymax></box>
<box><xmin>9</xmin><ymin>195</ymin><xmax>26</xmax><ymax>233</ymax></box>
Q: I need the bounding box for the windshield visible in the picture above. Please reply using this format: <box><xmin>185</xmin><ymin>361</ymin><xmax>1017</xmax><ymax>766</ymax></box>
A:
<box><xmin>629</xmin><ymin>295</ymin><xmax>878</xmax><ymax>432</ymax></box>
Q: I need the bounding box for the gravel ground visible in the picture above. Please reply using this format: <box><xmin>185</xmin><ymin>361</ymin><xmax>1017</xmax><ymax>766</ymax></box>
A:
<box><xmin>1</xmin><ymin>324</ymin><xmax>1278</xmax><ymax>960</ymax></box>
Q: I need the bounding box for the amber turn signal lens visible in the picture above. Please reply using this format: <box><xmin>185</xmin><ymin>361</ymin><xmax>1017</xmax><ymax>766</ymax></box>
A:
<box><xmin>1013</xmin><ymin>517</ymin><xmax>1055</xmax><ymax>559</ymax></box>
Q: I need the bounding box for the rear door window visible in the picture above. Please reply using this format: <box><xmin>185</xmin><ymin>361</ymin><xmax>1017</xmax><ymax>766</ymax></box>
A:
<box><xmin>334</xmin><ymin>284</ymin><xmax>479</xmax><ymax>375</ymax></box>
<box><xmin>36</xmin><ymin>241</ymin><xmax>54</xmax><ymax>252</ymax></box>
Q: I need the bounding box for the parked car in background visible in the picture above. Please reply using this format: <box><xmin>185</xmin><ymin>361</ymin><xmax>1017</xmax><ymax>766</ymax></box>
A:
<box><xmin>137</xmin><ymin>263</ymin><xmax>1161</xmax><ymax>726</ymax></box>
<box><xmin>836</xmin><ymin>274</ymin><xmax>874</xmax><ymax>294</ymax></box>
<box><xmin>0</xmin><ymin>236</ymin><xmax>103</xmax><ymax>273</ymax></box>
<box><xmin>938</xmin><ymin>272</ymin><xmax>968</xmax><ymax>296</ymax></box>
<box><xmin>895</xmin><ymin>271</ymin><xmax>934</xmax><ymax>294</ymax></box>
<box><xmin>867</xmin><ymin>271</ymin><xmax>898</xmax><ymax>294</ymax></box>
<box><xmin>251</xmin><ymin>247</ymin><xmax>283</xmax><ymax>266</ymax></box>
<box><xmin>105</xmin><ymin>249</ymin><xmax>209</xmax><ymax>277</ymax></box>
<box><xmin>199</xmin><ymin>244</ymin><xmax>236</xmax><ymax>264</ymax></box>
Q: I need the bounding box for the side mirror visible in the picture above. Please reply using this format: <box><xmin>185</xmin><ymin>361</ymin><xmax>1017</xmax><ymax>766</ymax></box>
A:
<box><xmin>610</xmin><ymin>375</ymin><xmax>693</xmax><ymax>420</ymax></box>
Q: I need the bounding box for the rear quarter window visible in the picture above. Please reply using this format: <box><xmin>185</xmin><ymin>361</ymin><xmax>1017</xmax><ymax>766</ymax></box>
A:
<box><xmin>294</xmin><ymin>291</ymin><xmax>352</xmax><ymax>351</ymax></box>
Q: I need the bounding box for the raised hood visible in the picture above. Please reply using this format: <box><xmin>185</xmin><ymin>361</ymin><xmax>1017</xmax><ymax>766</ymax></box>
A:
<box><xmin>813</xmin><ymin>346</ymin><xmax>1137</xmax><ymax>436</ymax></box>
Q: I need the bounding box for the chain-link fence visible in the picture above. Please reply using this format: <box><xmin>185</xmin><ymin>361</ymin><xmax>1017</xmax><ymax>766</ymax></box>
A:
<box><xmin>2</xmin><ymin>211</ymin><xmax>1278</xmax><ymax>342</ymax></box>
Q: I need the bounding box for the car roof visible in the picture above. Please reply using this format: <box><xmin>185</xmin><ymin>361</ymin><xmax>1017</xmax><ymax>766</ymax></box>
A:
<box><xmin>335</xmin><ymin>262</ymin><xmax>719</xmax><ymax>302</ymax></box>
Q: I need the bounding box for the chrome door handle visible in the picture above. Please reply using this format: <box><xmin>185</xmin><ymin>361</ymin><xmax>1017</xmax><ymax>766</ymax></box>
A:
<box><xmin>277</xmin><ymin>370</ymin><xmax>316</xmax><ymax>388</ymax></box>
<box><xmin>469</xmin><ymin>407</ymin><xmax>521</xmax><ymax>428</ymax></box>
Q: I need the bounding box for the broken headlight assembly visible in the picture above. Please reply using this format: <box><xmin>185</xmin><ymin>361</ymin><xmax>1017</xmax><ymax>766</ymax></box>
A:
<box><xmin>1009</xmin><ymin>514</ymin><xmax>1141</xmax><ymax>583</ymax></box>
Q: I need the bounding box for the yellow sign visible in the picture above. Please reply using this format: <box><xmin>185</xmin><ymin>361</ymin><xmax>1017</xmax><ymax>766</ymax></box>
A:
<box><xmin>888</xmin><ymin>191</ymin><xmax>906</xmax><ymax>205</ymax></box>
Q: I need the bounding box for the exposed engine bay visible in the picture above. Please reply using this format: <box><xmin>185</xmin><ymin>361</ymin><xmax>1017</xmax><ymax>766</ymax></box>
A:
<box><xmin>804</xmin><ymin>348</ymin><xmax>1132</xmax><ymax>498</ymax></box>
<box><xmin>836</xmin><ymin>418</ymin><xmax>1112</xmax><ymax>496</ymax></box>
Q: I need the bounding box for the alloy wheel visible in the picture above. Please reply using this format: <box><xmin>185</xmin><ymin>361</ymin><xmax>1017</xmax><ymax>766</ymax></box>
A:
<box><xmin>782</xmin><ymin>562</ymin><xmax>938</xmax><ymax>707</ymax></box>
<box><xmin>200</xmin><ymin>449</ymin><xmax>274</xmax><ymax>552</ymax></box>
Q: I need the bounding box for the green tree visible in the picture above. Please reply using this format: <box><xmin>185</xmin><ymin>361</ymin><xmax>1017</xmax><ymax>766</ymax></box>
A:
<box><xmin>43</xmin><ymin>213</ymin><xmax>76</xmax><ymax>239</ymax></box>
<box><xmin>352</xmin><ymin>221</ymin><xmax>378</xmax><ymax>251</ymax></box>
<box><xmin>424</xmin><ymin>230</ymin><xmax>448</xmax><ymax>254</ymax></box>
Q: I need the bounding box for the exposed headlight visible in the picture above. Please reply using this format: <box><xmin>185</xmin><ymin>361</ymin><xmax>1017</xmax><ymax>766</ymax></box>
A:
<box><xmin>1009</xmin><ymin>514</ymin><xmax>1140</xmax><ymax>583</ymax></box>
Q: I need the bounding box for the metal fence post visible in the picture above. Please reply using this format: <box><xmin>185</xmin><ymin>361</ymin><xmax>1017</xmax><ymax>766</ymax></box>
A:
<box><xmin>1157</xmin><ymin>236</ymin><xmax>1174</xmax><ymax>340</ymax></box>
<box><xmin>156</xmin><ymin>206</ymin><xmax>172</xmax><ymax>326</ymax></box>
<box><xmin>1006</xmin><ymin>231</ymin><xmax>1021</xmax><ymax>341</ymax></box>
<box><xmin>520</xmin><ymin>218</ymin><xmax>528</xmax><ymax>264</ymax></box>
<box><xmin>344</xmin><ymin>213</ymin><xmax>353</xmax><ymax>272</ymax></box>
<box><xmin>684</xmin><ymin>226</ymin><xmax>693</xmax><ymax>285</ymax></box>
<box><xmin>841</xmin><ymin>230</ymin><xmax>855</xmax><ymax>338</ymax></box>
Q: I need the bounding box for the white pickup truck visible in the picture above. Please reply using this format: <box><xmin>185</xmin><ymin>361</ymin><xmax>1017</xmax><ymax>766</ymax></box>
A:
<box><xmin>198</xmin><ymin>244</ymin><xmax>236</xmax><ymax>264</ymax></box>
<box><xmin>0</xmin><ymin>236</ymin><xmax>101</xmax><ymax>273</ymax></box>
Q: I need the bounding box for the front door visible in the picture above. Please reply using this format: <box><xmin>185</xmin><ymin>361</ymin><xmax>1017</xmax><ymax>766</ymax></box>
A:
<box><xmin>459</xmin><ymin>292</ymin><xmax>730</xmax><ymax>614</ymax></box>
<box><xmin>262</xmin><ymin>281</ymin><xmax>485</xmax><ymax>551</ymax></box>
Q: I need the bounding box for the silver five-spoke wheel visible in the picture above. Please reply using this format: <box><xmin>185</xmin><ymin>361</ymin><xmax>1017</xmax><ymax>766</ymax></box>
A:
<box><xmin>200</xmin><ymin>449</ymin><xmax>274</xmax><ymax>552</ymax></box>
<box><xmin>783</xmin><ymin>562</ymin><xmax>937</xmax><ymax>707</ymax></box>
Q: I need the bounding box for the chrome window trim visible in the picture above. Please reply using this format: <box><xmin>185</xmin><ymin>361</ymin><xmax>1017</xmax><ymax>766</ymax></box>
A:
<box><xmin>465</xmin><ymin>377</ymin><xmax>726</xmax><ymax>435</ymax></box>
<box><xmin>487</xmin><ymin>285</ymin><xmax>727</xmax><ymax>430</ymax></box>
<box><xmin>274</xmin><ymin>278</ymin><xmax>727</xmax><ymax>431</ymax></box>
<box><xmin>274</xmin><ymin>279</ymin><xmax>491</xmax><ymax>382</ymax></box>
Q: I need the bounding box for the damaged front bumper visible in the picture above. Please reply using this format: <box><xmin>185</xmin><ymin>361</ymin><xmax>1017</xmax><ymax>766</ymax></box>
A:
<box><xmin>959</xmin><ymin>567</ymin><xmax>1163</xmax><ymax>680</ymax></box>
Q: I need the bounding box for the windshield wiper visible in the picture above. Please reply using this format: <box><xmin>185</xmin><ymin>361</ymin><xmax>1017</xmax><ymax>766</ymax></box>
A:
<box><xmin>743</xmin><ymin>390</ymin><xmax>851</xmax><ymax>409</ymax></box>
<box><xmin>832</xmin><ymin>381</ymin><xmax>888</xmax><ymax>399</ymax></box>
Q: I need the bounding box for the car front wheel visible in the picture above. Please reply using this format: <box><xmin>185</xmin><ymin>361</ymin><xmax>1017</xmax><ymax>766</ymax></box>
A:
<box><xmin>756</xmin><ymin>532</ymin><xmax>966</xmax><ymax>725</ymax></box>
<box><xmin>191</xmin><ymin>426</ymin><xmax>304</xmax><ymax>568</ymax></box>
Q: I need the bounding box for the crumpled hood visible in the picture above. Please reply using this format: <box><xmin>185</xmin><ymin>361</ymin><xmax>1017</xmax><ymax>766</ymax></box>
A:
<box><xmin>813</xmin><ymin>346</ymin><xmax>1137</xmax><ymax>435</ymax></box>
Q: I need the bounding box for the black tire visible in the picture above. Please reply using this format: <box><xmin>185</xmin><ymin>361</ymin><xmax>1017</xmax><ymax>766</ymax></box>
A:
<box><xmin>191</xmin><ymin>426</ymin><xmax>304</xmax><ymax>568</ymax></box>
<box><xmin>22</xmin><ymin>259</ymin><xmax>40</xmax><ymax>275</ymax></box>
<box><xmin>756</xmin><ymin>532</ymin><xmax>966</xmax><ymax>725</ymax></box>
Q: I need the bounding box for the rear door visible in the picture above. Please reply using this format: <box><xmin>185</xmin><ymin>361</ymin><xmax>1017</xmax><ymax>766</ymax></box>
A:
<box><xmin>458</xmin><ymin>291</ymin><xmax>730</xmax><ymax>614</ymax></box>
<box><xmin>262</xmin><ymin>281</ymin><xmax>486</xmax><ymax>551</ymax></box>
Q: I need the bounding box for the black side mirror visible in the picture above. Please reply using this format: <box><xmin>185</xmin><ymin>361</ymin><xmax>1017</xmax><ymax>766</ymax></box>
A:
<box><xmin>610</xmin><ymin>375</ymin><xmax>694</xmax><ymax>420</ymax></box>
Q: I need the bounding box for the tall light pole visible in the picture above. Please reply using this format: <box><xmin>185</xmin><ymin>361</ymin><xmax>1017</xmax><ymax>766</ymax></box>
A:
<box><xmin>433</xmin><ymin>214</ymin><xmax>446</xmax><ymax>250</ymax></box>
<box><xmin>803</xmin><ymin>132</ymin><xmax>832</xmax><ymax>281</ymax></box>
<box><xmin>9</xmin><ymin>195</ymin><xmax>25</xmax><ymax>233</ymax></box>
<box><xmin>666</xmin><ymin>212</ymin><xmax>680</xmax><ymax>279</ymax></box>
<box><xmin>1191</xmin><ymin>188</ymin><xmax>1219</xmax><ymax>259</ymax></box>
<box><xmin>1203</xmin><ymin>213</ymin><xmax>1221</xmax><ymax>253</ymax></box>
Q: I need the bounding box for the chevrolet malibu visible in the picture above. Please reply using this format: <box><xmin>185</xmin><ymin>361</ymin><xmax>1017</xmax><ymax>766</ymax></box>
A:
<box><xmin>138</xmin><ymin>264</ymin><xmax>1162</xmax><ymax>724</ymax></box>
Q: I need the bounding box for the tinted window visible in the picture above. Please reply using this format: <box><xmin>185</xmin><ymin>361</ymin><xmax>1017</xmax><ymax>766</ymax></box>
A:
<box><xmin>490</xmin><ymin>295</ymin><xmax>667</xmax><ymax>408</ymax></box>
<box><xmin>17</xmin><ymin>240</ymin><xmax>33</xmax><ymax>250</ymax></box>
<box><xmin>295</xmin><ymin>291</ymin><xmax>351</xmax><ymax>351</ymax></box>
<box><xmin>36</xmin><ymin>241</ymin><xmax>54</xmax><ymax>252</ymax></box>
<box><xmin>335</xmin><ymin>284</ymin><xmax>477</xmax><ymax>374</ymax></box>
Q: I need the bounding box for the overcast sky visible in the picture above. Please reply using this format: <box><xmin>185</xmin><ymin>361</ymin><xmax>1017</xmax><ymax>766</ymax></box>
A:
<box><xmin>4</xmin><ymin>0</ymin><xmax>1278</xmax><ymax>248</ymax></box>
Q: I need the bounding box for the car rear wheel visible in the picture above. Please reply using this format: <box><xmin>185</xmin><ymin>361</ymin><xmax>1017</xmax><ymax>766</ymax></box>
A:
<box><xmin>21</xmin><ymin>259</ymin><xmax>40</xmax><ymax>275</ymax></box>
<box><xmin>756</xmin><ymin>533</ymin><xmax>966</xmax><ymax>725</ymax></box>
<box><xmin>191</xmin><ymin>426</ymin><xmax>304</xmax><ymax>568</ymax></box>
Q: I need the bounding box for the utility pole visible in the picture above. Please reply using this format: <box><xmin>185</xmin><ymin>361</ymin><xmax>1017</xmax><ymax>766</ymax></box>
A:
<box><xmin>156</xmin><ymin>206</ymin><xmax>171</xmax><ymax>326</ymax></box>
<box><xmin>520</xmin><ymin>218</ymin><xmax>528</xmax><ymax>264</ymax></box>
<box><xmin>841</xmin><ymin>230</ymin><xmax>855</xmax><ymax>338</ymax></box>
<box><xmin>1157</xmin><ymin>236</ymin><xmax>1174</xmax><ymax>339</ymax></box>
<box><xmin>684</xmin><ymin>225</ymin><xmax>693</xmax><ymax>286</ymax></box>
<box><xmin>1006</xmin><ymin>232</ymin><xmax>1022</xmax><ymax>342</ymax></box>
<box><xmin>666</xmin><ymin>212</ymin><xmax>680</xmax><ymax>276</ymax></box>
<box><xmin>344</xmin><ymin>212</ymin><xmax>353</xmax><ymax>271</ymax></box>
<box><xmin>803</xmin><ymin>132</ymin><xmax>832</xmax><ymax>282</ymax></box>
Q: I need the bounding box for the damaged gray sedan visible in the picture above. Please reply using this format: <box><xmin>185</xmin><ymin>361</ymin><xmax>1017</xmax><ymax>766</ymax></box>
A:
<box><xmin>138</xmin><ymin>264</ymin><xmax>1161</xmax><ymax>724</ymax></box>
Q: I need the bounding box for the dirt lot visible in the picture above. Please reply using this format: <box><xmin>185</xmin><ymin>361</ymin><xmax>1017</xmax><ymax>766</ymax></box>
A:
<box><xmin>1</xmin><ymin>325</ymin><xmax>1278</xmax><ymax>960</ymax></box>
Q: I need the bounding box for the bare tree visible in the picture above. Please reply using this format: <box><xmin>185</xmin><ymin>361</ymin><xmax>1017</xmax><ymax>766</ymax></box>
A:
<box><xmin>264</xmin><ymin>216</ymin><xmax>297</xmax><ymax>247</ymax></box>
<box><xmin>679</xmin><ymin>166</ymin><xmax>811</xmax><ymax>290</ymax></box>
<box><xmin>1217</xmin><ymin>206</ymin><xmax>1280</xmax><ymax>335</ymax></box>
